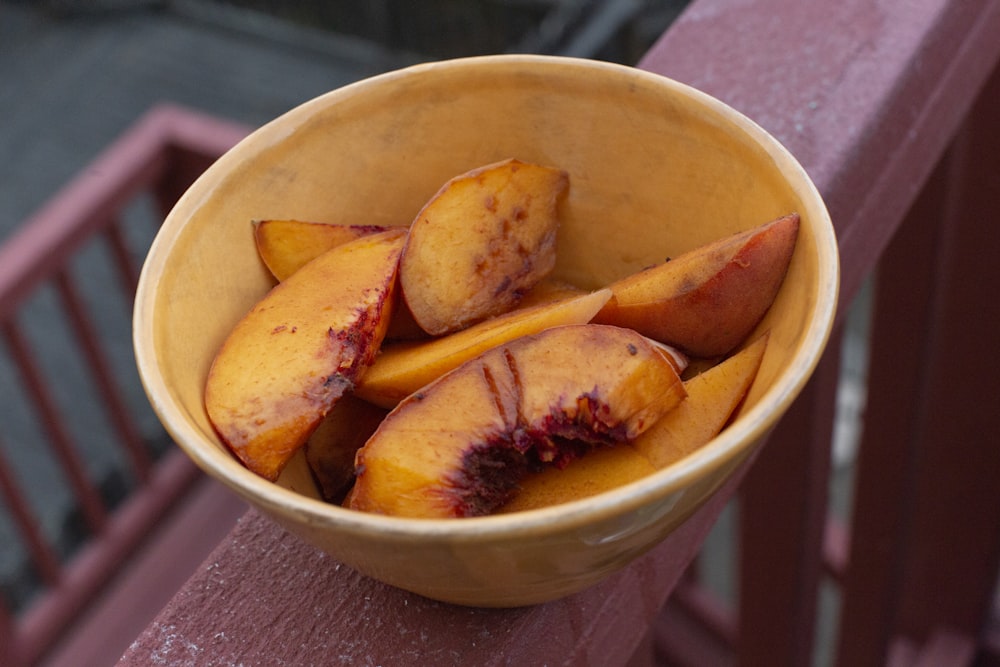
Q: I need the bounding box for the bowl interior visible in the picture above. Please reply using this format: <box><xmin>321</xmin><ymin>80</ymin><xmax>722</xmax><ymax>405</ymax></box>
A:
<box><xmin>134</xmin><ymin>55</ymin><xmax>838</xmax><ymax>605</ymax></box>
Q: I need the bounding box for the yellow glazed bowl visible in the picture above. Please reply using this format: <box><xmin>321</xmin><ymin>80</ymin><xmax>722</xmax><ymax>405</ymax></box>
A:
<box><xmin>134</xmin><ymin>55</ymin><xmax>838</xmax><ymax>607</ymax></box>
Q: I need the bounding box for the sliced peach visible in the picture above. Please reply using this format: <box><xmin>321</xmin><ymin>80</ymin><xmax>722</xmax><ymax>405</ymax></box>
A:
<box><xmin>354</xmin><ymin>288</ymin><xmax>613</xmax><ymax>409</ymax></box>
<box><xmin>593</xmin><ymin>213</ymin><xmax>798</xmax><ymax>357</ymax></box>
<box><xmin>349</xmin><ymin>324</ymin><xmax>686</xmax><ymax>518</ymax></box>
<box><xmin>633</xmin><ymin>331</ymin><xmax>769</xmax><ymax>468</ymax></box>
<box><xmin>497</xmin><ymin>443</ymin><xmax>657</xmax><ymax>514</ymax></box>
<box><xmin>352</xmin><ymin>352</ymin><xmax>519</xmax><ymax>518</ymax></box>
<box><xmin>252</xmin><ymin>218</ymin><xmax>423</xmax><ymax>341</ymax></box>
<box><xmin>253</xmin><ymin>219</ymin><xmax>393</xmax><ymax>281</ymax></box>
<box><xmin>496</xmin><ymin>332</ymin><xmax>769</xmax><ymax>512</ymax></box>
<box><xmin>204</xmin><ymin>229</ymin><xmax>406</xmax><ymax>481</ymax></box>
<box><xmin>400</xmin><ymin>158</ymin><xmax>569</xmax><ymax>335</ymax></box>
<box><xmin>305</xmin><ymin>395</ymin><xmax>388</xmax><ymax>503</ymax></box>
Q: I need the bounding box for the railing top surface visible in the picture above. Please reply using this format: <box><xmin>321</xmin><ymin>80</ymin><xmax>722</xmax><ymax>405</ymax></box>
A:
<box><xmin>118</xmin><ymin>0</ymin><xmax>1000</xmax><ymax>664</ymax></box>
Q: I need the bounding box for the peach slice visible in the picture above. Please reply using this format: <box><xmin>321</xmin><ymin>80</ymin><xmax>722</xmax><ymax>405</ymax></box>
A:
<box><xmin>496</xmin><ymin>332</ymin><xmax>769</xmax><ymax>512</ymax></box>
<box><xmin>399</xmin><ymin>158</ymin><xmax>569</xmax><ymax>335</ymax></box>
<box><xmin>354</xmin><ymin>288</ymin><xmax>613</xmax><ymax>409</ymax></box>
<box><xmin>305</xmin><ymin>395</ymin><xmax>388</xmax><ymax>503</ymax></box>
<box><xmin>252</xmin><ymin>219</ymin><xmax>424</xmax><ymax>341</ymax></box>
<box><xmin>633</xmin><ymin>331</ymin><xmax>770</xmax><ymax>468</ymax></box>
<box><xmin>498</xmin><ymin>442</ymin><xmax>657</xmax><ymax>514</ymax></box>
<box><xmin>349</xmin><ymin>324</ymin><xmax>686</xmax><ymax>518</ymax></box>
<box><xmin>204</xmin><ymin>229</ymin><xmax>406</xmax><ymax>481</ymax></box>
<box><xmin>593</xmin><ymin>213</ymin><xmax>798</xmax><ymax>357</ymax></box>
<box><xmin>253</xmin><ymin>219</ymin><xmax>393</xmax><ymax>281</ymax></box>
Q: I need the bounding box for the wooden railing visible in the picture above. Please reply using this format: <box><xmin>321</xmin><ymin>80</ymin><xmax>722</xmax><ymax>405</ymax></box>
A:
<box><xmin>639</xmin><ymin>0</ymin><xmax>1000</xmax><ymax>664</ymax></box>
<box><xmin>0</xmin><ymin>105</ymin><xmax>250</xmax><ymax>667</ymax></box>
<box><xmin>654</xmin><ymin>66</ymin><xmax>1000</xmax><ymax>667</ymax></box>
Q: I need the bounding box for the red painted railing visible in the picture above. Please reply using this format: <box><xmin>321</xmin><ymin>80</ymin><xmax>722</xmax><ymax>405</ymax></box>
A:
<box><xmin>0</xmin><ymin>105</ymin><xmax>250</xmax><ymax>667</ymax></box>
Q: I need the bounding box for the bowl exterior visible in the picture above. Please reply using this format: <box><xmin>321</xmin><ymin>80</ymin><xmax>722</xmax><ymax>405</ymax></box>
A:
<box><xmin>134</xmin><ymin>55</ymin><xmax>838</xmax><ymax>606</ymax></box>
<box><xmin>269</xmin><ymin>441</ymin><xmax>757</xmax><ymax>606</ymax></box>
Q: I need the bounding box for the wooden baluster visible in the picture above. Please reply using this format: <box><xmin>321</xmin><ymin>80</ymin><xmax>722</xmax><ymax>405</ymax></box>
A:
<box><xmin>1</xmin><ymin>320</ymin><xmax>107</xmax><ymax>535</ymax></box>
<box><xmin>737</xmin><ymin>329</ymin><xmax>842</xmax><ymax>667</ymax></box>
<box><xmin>652</xmin><ymin>569</ymin><xmax>738</xmax><ymax>665</ymax></box>
<box><xmin>151</xmin><ymin>147</ymin><xmax>225</xmax><ymax>220</ymax></box>
<box><xmin>54</xmin><ymin>268</ymin><xmax>152</xmax><ymax>483</ymax></box>
<box><xmin>103</xmin><ymin>221</ymin><xmax>142</xmax><ymax>303</ymax></box>
<box><xmin>0</xmin><ymin>439</ymin><xmax>62</xmax><ymax>587</ymax></box>
<box><xmin>0</xmin><ymin>104</ymin><xmax>250</xmax><ymax>667</ymax></box>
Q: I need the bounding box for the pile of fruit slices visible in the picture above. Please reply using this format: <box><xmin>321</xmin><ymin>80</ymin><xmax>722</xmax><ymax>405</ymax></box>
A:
<box><xmin>204</xmin><ymin>158</ymin><xmax>799</xmax><ymax>518</ymax></box>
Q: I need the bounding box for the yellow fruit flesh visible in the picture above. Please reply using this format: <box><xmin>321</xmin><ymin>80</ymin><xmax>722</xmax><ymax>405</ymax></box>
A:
<box><xmin>253</xmin><ymin>219</ymin><xmax>392</xmax><ymax>281</ymax></box>
<box><xmin>634</xmin><ymin>331</ymin><xmax>769</xmax><ymax>468</ymax></box>
<box><xmin>400</xmin><ymin>158</ymin><xmax>569</xmax><ymax>335</ymax></box>
<box><xmin>349</xmin><ymin>324</ymin><xmax>685</xmax><ymax>518</ymax></box>
<box><xmin>205</xmin><ymin>229</ymin><xmax>406</xmax><ymax>480</ymax></box>
<box><xmin>495</xmin><ymin>331</ymin><xmax>769</xmax><ymax>513</ymax></box>
<box><xmin>355</xmin><ymin>289</ymin><xmax>612</xmax><ymax>409</ymax></box>
<box><xmin>498</xmin><ymin>445</ymin><xmax>657</xmax><ymax>513</ymax></box>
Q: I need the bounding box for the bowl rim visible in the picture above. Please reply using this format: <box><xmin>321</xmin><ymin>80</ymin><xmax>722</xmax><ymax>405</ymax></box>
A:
<box><xmin>134</xmin><ymin>53</ymin><xmax>839</xmax><ymax>542</ymax></box>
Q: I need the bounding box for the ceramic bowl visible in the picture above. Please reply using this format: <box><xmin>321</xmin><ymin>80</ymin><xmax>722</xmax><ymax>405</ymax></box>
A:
<box><xmin>134</xmin><ymin>55</ymin><xmax>838</xmax><ymax>607</ymax></box>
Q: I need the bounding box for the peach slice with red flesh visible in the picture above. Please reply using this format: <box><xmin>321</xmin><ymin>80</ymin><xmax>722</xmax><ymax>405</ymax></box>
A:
<box><xmin>593</xmin><ymin>213</ymin><xmax>798</xmax><ymax>357</ymax></box>
<box><xmin>349</xmin><ymin>324</ymin><xmax>686</xmax><ymax>518</ymax></box>
<box><xmin>204</xmin><ymin>229</ymin><xmax>406</xmax><ymax>481</ymax></box>
<box><xmin>354</xmin><ymin>288</ymin><xmax>614</xmax><ymax>409</ymax></box>
<box><xmin>498</xmin><ymin>331</ymin><xmax>770</xmax><ymax>512</ymax></box>
<box><xmin>399</xmin><ymin>158</ymin><xmax>569</xmax><ymax>336</ymax></box>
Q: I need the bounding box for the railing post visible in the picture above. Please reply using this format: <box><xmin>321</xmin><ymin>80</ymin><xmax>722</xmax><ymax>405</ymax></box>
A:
<box><xmin>737</xmin><ymin>331</ymin><xmax>842</xmax><ymax>667</ymax></box>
